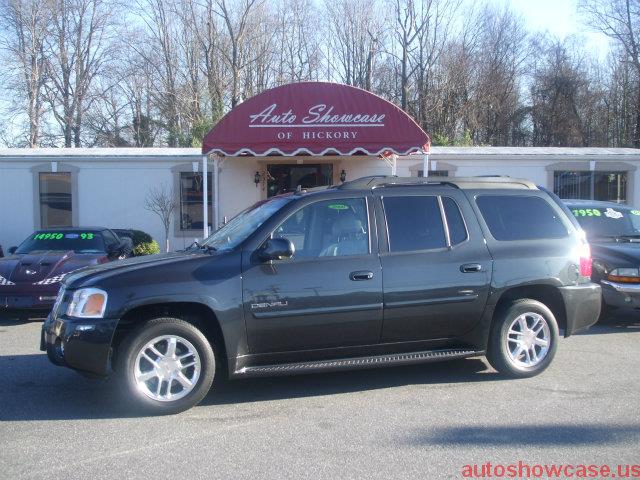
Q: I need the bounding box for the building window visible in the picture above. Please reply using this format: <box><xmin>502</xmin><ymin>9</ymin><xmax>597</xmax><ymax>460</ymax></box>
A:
<box><xmin>39</xmin><ymin>172</ymin><xmax>72</xmax><ymax>227</ymax></box>
<box><xmin>179</xmin><ymin>172</ymin><xmax>212</xmax><ymax>231</ymax></box>
<box><xmin>554</xmin><ymin>171</ymin><xmax>627</xmax><ymax>203</ymax></box>
<box><xmin>418</xmin><ymin>170</ymin><xmax>448</xmax><ymax>177</ymax></box>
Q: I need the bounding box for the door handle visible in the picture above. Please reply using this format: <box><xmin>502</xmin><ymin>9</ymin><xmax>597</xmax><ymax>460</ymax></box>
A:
<box><xmin>460</xmin><ymin>263</ymin><xmax>482</xmax><ymax>273</ymax></box>
<box><xmin>350</xmin><ymin>271</ymin><xmax>374</xmax><ymax>281</ymax></box>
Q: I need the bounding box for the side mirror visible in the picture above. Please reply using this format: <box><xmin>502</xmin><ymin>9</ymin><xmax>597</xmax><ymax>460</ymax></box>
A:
<box><xmin>258</xmin><ymin>238</ymin><xmax>295</xmax><ymax>262</ymax></box>
<box><xmin>8</xmin><ymin>246</ymin><xmax>17</xmax><ymax>255</ymax></box>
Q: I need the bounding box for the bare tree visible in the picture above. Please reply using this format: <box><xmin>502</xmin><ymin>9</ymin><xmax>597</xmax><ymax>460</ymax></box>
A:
<box><xmin>0</xmin><ymin>0</ymin><xmax>50</xmax><ymax>147</ymax></box>
<box><xmin>324</xmin><ymin>0</ymin><xmax>385</xmax><ymax>90</ymax></box>
<box><xmin>580</xmin><ymin>0</ymin><xmax>640</xmax><ymax>147</ymax></box>
<box><xmin>44</xmin><ymin>0</ymin><xmax>116</xmax><ymax>147</ymax></box>
<box><xmin>144</xmin><ymin>183</ymin><xmax>176</xmax><ymax>253</ymax></box>
<box><xmin>214</xmin><ymin>0</ymin><xmax>262</xmax><ymax>108</ymax></box>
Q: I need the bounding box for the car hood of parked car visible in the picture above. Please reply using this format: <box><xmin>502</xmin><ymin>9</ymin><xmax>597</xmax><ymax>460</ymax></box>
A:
<box><xmin>61</xmin><ymin>251</ymin><xmax>207</xmax><ymax>289</ymax></box>
<box><xmin>0</xmin><ymin>250</ymin><xmax>108</xmax><ymax>286</ymax></box>
<box><xmin>590</xmin><ymin>239</ymin><xmax>640</xmax><ymax>268</ymax></box>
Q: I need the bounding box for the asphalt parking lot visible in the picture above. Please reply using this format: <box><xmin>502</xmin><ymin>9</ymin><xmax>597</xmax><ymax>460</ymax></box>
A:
<box><xmin>1</xmin><ymin>314</ymin><xmax>639</xmax><ymax>480</ymax></box>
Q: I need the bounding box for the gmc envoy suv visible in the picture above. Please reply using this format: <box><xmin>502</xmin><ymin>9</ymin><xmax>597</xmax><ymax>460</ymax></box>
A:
<box><xmin>42</xmin><ymin>176</ymin><xmax>601</xmax><ymax>414</ymax></box>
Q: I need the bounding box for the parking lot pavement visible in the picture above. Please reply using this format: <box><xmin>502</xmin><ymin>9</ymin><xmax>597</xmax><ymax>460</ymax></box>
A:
<box><xmin>0</xmin><ymin>316</ymin><xmax>639</xmax><ymax>480</ymax></box>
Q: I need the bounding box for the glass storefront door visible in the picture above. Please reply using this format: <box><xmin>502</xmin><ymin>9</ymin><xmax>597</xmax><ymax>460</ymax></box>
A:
<box><xmin>267</xmin><ymin>164</ymin><xmax>333</xmax><ymax>197</ymax></box>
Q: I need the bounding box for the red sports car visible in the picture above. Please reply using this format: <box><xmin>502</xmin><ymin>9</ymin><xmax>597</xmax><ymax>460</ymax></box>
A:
<box><xmin>0</xmin><ymin>227</ymin><xmax>132</xmax><ymax>319</ymax></box>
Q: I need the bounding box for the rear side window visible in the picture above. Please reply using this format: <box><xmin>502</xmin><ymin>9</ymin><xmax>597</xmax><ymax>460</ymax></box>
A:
<box><xmin>383</xmin><ymin>196</ymin><xmax>446</xmax><ymax>251</ymax></box>
<box><xmin>476</xmin><ymin>195</ymin><xmax>569</xmax><ymax>241</ymax></box>
<box><xmin>442</xmin><ymin>197</ymin><xmax>468</xmax><ymax>245</ymax></box>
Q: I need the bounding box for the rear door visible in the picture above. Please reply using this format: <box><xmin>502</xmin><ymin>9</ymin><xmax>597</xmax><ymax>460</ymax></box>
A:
<box><xmin>377</xmin><ymin>188</ymin><xmax>492</xmax><ymax>342</ymax></box>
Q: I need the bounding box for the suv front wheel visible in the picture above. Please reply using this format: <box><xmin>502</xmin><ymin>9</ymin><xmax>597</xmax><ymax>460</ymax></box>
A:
<box><xmin>487</xmin><ymin>299</ymin><xmax>559</xmax><ymax>378</ymax></box>
<box><xmin>116</xmin><ymin>317</ymin><xmax>216</xmax><ymax>415</ymax></box>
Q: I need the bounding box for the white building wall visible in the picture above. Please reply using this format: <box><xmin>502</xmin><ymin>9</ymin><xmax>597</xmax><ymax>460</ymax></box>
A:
<box><xmin>0</xmin><ymin>162</ymin><xmax>35</xmax><ymax>249</ymax></box>
<box><xmin>76</xmin><ymin>162</ymin><xmax>178</xmax><ymax>249</ymax></box>
<box><xmin>3</xmin><ymin>147</ymin><xmax>640</xmax><ymax>252</ymax></box>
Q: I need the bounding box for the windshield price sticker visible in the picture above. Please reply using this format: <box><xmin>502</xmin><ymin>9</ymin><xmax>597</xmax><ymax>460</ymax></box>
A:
<box><xmin>33</xmin><ymin>232</ymin><xmax>94</xmax><ymax>240</ymax></box>
<box><xmin>572</xmin><ymin>209</ymin><xmax>601</xmax><ymax>217</ymax></box>
<box><xmin>604</xmin><ymin>208</ymin><xmax>624</xmax><ymax>219</ymax></box>
<box><xmin>631</xmin><ymin>210</ymin><xmax>640</xmax><ymax>216</ymax></box>
<box><xmin>328</xmin><ymin>204</ymin><xmax>349</xmax><ymax>210</ymax></box>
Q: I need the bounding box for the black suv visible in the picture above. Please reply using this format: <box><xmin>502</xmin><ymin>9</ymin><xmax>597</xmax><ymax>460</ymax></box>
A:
<box><xmin>42</xmin><ymin>176</ymin><xmax>601</xmax><ymax>414</ymax></box>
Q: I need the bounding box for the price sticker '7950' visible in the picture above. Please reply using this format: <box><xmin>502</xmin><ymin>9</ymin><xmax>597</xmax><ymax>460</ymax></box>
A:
<box><xmin>572</xmin><ymin>209</ymin><xmax>601</xmax><ymax>217</ymax></box>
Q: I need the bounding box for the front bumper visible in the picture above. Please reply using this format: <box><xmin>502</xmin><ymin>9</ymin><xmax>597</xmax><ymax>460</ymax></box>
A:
<box><xmin>559</xmin><ymin>283</ymin><xmax>601</xmax><ymax>336</ymax></box>
<box><xmin>600</xmin><ymin>280</ymin><xmax>640</xmax><ymax>309</ymax></box>
<box><xmin>1</xmin><ymin>289</ymin><xmax>59</xmax><ymax>314</ymax></box>
<box><xmin>40</xmin><ymin>313</ymin><xmax>118</xmax><ymax>376</ymax></box>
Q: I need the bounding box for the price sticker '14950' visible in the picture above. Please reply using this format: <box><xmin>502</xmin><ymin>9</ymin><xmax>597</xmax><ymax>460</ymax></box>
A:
<box><xmin>572</xmin><ymin>209</ymin><xmax>601</xmax><ymax>217</ymax></box>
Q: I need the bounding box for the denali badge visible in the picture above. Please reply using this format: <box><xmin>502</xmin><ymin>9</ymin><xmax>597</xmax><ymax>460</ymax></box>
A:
<box><xmin>251</xmin><ymin>301</ymin><xmax>288</xmax><ymax>309</ymax></box>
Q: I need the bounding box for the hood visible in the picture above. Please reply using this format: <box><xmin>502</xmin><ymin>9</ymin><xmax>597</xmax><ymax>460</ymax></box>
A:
<box><xmin>0</xmin><ymin>250</ymin><xmax>107</xmax><ymax>286</ymax></box>
<box><xmin>590</xmin><ymin>240</ymin><xmax>640</xmax><ymax>268</ymax></box>
<box><xmin>62</xmin><ymin>251</ymin><xmax>204</xmax><ymax>289</ymax></box>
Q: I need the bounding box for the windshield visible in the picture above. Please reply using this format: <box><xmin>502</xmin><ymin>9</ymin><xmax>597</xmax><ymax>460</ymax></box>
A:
<box><xmin>201</xmin><ymin>196</ymin><xmax>293</xmax><ymax>251</ymax></box>
<box><xmin>568</xmin><ymin>205</ymin><xmax>640</xmax><ymax>239</ymax></box>
<box><xmin>15</xmin><ymin>231</ymin><xmax>106</xmax><ymax>254</ymax></box>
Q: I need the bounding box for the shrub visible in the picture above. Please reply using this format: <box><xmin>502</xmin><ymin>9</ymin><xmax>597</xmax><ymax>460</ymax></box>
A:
<box><xmin>133</xmin><ymin>240</ymin><xmax>160</xmax><ymax>256</ymax></box>
<box><xmin>129</xmin><ymin>229</ymin><xmax>153</xmax><ymax>246</ymax></box>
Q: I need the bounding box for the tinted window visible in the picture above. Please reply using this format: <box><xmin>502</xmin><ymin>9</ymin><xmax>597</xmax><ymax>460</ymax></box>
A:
<box><xmin>274</xmin><ymin>198</ymin><xmax>368</xmax><ymax>258</ymax></box>
<box><xmin>180</xmin><ymin>172</ymin><xmax>212</xmax><ymax>231</ymax></box>
<box><xmin>39</xmin><ymin>172</ymin><xmax>72</xmax><ymax>228</ymax></box>
<box><xmin>383</xmin><ymin>196</ymin><xmax>446</xmax><ymax>252</ymax></box>
<box><xmin>476</xmin><ymin>195</ymin><xmax>568</xmax><ymax>240</ymax></box>
<box><xmin>16</xmin><ymin>231</ymin><xmax>106</xmax><ymax>254</ymax></box>
<box><xmin>442</xmin><ymin>197</ymin><xmax>467</xmax><ymax>245</ymax></box>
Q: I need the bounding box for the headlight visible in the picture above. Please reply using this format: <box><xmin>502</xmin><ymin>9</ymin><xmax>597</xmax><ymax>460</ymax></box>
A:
<box><xmin>66</xmin><ymin>288</ymin><xmax>108</xmax><ymax>318</ymax></box>
<box><xmin>608</xmin><ymin>268</ymin><xmax>640</xmax><ymax>283</ymax></box>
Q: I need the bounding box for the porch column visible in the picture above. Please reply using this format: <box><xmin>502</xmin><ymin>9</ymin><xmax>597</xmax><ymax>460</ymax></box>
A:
<box><xmin>213</xmin><ymin>154</ymin><xmax>220</xmax><ymax>231</ymax></box>
<box><xmin>422</xmin><ymin>153</ymin><xmax>429</xmax><ymax>177</ymax></box>
<box><xmin>202</xmin><ymin>154</ymin><xmax>209</xmax><ymax>239</ymax></box>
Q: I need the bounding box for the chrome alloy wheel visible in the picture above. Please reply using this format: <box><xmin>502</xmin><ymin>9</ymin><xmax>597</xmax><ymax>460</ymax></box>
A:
<box><xmin>505</xmin><ymin>312</ymin><xmax>551</xmax><ymax>368</ymax></box>
<box><xmin>134</xmin><ymin>335</ymin><xmax>201</xmax><ymax>402</ymax></box>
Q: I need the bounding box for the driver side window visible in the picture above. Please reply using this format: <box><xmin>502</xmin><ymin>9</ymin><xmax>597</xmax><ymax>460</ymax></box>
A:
<box><xmin>273</xmin><ymin>198</ymin><xmax>369</xmax><ymax>258</ymax></box>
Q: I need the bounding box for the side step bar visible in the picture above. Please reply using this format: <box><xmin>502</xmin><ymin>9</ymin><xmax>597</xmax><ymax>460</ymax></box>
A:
<box><xmin>235</xmin><ymin>348</ymin><xmax>482</xmax><ymax>377</ymax></box>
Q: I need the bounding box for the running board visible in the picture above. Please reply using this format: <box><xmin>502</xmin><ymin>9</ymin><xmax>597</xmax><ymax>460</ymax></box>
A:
<box><xmin>235</xmin><ymin>348</ymin><xmax>482</xmax><ymax>377</ymax></box>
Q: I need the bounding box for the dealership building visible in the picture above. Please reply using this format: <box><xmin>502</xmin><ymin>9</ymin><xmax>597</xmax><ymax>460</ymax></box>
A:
<box><xmin>1</xmin><ymin>82</ymin><xmax>640</xmax><ymax>250</ymax></box>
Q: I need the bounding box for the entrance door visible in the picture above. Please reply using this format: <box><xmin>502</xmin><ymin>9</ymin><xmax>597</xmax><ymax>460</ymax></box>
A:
<box><xmin>267</xmin><ymin>164</ymin><xmax>333</xmax><ymax>197</ymax></box>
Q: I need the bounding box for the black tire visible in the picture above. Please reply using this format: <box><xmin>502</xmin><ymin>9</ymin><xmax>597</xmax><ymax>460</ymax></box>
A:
<box><xmin>116</xmin><ymin>317</ymin><xmax>216</xmax><ymax>415</ymax></box>
<box><xmin>486</xmin><ymin>299</ymin><xmax>559</xmax><ymax>378</ymax></box>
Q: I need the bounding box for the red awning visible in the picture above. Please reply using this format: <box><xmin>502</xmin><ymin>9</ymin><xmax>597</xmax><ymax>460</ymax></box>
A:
<box><xmin>202</xmin><ymin>82</ymin><xmax>430</xmax><ymax>157</ymax></box>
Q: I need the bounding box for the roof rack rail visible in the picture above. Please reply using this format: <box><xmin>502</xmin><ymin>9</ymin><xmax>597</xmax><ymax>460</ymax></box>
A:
<box><xmin>337</xmin><ymin>175</ymin><xmax>537</xmax><ymax>190</ymax></box>
<box><xmin>338</xmin><ymin>176</ymin><xmax>458</xmax><ymax>190</ymax></box>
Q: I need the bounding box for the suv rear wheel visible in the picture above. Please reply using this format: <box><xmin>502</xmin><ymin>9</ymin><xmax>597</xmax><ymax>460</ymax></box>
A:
<box><xmin>487</xmin><ymin>299</ymin><xmax>559</xmax><ymax>378</ymax></box>
<box><xmin>116</xmin><ymin>317</ymin><xmax>216</xmax><ymax>415</ymax></box>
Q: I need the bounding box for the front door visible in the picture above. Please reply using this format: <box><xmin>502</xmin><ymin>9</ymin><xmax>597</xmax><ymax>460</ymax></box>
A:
<box><xmin>267</xmin><ymin>164</ymin><xmax>333</xmax><ymax>197</ymax></box>
<box><xmin>243</xmin><ymin>196</ymin><xmax>383</xmax><ymax>353</ymax></box>
<box><xmin>378</xmin><ymin>191</ymin><xmax>492</xmax><ymax>342</ymax></box>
